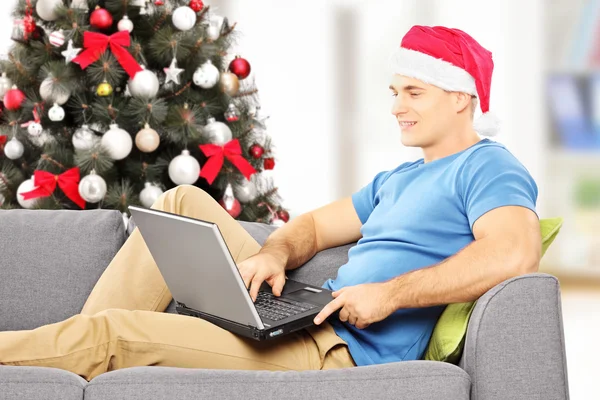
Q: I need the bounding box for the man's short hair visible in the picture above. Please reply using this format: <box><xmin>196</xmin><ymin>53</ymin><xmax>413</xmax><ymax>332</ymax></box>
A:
<box><xmin>471</xmin><ymin>96</ymin><xmax>478</xmax><ymax>119</ymax></box>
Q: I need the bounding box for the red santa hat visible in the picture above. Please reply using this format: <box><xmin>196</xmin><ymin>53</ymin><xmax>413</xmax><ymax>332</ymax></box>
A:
<box><xmin>389</xmin><ymin>25</ymin><xmax>500</xmax><ymax>136</ymax></box>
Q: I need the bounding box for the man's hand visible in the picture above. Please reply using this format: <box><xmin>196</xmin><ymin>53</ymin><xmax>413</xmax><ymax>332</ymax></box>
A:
<box><xmin>313</xmin><ymin>283</ymin><xmax>396</xmax><ymax>329</ymax></box>
<box><xmin>237</xmin><ymin>252</ymin><xmax>287</xmax><ymax>302</ymax></box>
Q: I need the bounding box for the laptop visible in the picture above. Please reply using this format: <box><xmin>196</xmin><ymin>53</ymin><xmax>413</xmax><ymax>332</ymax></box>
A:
<box><xmin>128</xmin><ymin>205</ymin><xmax>337</xmax><ymax>341</ymax></box>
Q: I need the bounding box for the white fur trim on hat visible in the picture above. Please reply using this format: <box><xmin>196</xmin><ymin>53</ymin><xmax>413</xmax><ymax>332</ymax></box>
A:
<box><xmin>473</xmin><ymin>112</ymin><xmax>501</xmax><ymax>137</ymax></box>
<box><xmin>389</xmin><ymin>47</ymin><xmax>477</xmax><ymax>96</ymax></box>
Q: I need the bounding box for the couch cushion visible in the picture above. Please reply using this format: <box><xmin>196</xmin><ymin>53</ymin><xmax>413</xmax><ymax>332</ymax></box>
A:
<box><xmin>0</xmin><ymin>366</ymin><xmax>86</xmax><ymax>400</ymax></box>
<box><xmin>85</xmin><ymin>361</ymin><xmax>469</xmax><ymax>400</ymax></box>
<box><xmin>0</xmin><ymin>209</ymin><xmax>127</xmax><ymax>331</ymax></box>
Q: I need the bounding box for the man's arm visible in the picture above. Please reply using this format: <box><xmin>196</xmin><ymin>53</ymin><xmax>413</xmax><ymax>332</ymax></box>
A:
<box><xmin>314</xmin><ymin>205</ymin><xmax>541</xmax><ymax>328</ymax></box>
<box><xmin>385</xmin><ymin>205</ymin><xmax>541</xmax><ymax>309</ymax></box>
<box><xmin>259</xmin><ymin>196</ymin><xmax>363</xmax><ymax>271</ymax></box>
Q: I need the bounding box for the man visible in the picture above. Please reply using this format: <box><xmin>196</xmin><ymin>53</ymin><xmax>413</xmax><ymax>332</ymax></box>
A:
<box><xmin>0</xmin><ymin>25</ymin><xmax>541</xmax><ymax>380</ymax></box>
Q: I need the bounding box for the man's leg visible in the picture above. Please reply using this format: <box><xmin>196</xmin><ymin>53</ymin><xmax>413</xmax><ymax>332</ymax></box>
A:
<box><xmin>0</xmin><ymin>309</ymin><xmax>353</xmax><ymax>381</ymax></box>
<box><xmin>82</xmin><ymin>184</ymin><xmax>261</xmax><ymax>315</ymax></box>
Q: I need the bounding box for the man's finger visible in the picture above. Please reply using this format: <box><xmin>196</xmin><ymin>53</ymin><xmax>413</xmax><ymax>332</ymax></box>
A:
<box><xmin>249</xmin><ymin>275</ymin><xmax>264</xmax><ymax>302</ymax></box>
<box><xmin>272</xmin><ymin>275</ymin><xmax>286</xmax><ymax>297</ymax></box>
<box><xmin>332</xmin><ymin>287</ymin><xmax>346</xmax><ymax>298</ymax></box>
<box><xmin>314</xmin><ymin>297</ymin><xmax>344</xmax><ymax>325</ymax></box>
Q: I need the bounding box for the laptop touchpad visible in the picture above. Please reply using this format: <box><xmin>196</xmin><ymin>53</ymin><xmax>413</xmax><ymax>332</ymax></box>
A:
<box><xmin>286</xmin><ymin>287</ymin><xmax>331</xmax><ymax>305</ymax></box>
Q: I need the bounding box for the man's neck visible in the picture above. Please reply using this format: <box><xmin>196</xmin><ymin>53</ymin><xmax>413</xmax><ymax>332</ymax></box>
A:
<box><xmin>422</xmin><ymin>130</ymin><xmax>481</xmax><ymax>163</ymax></box>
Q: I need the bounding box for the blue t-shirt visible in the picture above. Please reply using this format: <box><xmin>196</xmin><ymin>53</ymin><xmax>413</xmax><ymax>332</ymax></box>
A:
<box><xmin>322</xmin><ymin>138</ymin><xmax>538</xmax><ymax>366</ymax></box>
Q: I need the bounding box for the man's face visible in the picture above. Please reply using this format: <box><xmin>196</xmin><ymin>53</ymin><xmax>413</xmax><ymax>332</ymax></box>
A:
<box><xmin>389</xmin><ymin>75</ymin><xmax>457</xmax><ymax>148</ymax></box>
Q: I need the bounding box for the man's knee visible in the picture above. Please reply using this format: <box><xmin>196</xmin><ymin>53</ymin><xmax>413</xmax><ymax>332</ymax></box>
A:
<box><xmin>156</xmin><ymin>184</ymin><xmax>216</xmax><ymax>208</ymax></box>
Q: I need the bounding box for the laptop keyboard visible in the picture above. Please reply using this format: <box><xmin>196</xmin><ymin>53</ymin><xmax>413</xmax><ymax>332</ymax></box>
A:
<box><xmin>254</xmin><ymin>291</ymin><xmax>317</xmax><ymax>321</ymax></box>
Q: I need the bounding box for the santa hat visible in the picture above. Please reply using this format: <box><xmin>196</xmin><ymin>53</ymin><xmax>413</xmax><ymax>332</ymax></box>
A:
<box><xmin>389</xmin><ymin>25</ymin><xmax>500</xmax><ymax>136</ymax></box>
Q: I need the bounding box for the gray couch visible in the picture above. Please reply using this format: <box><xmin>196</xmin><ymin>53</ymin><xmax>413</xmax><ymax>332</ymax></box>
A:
<box><xmin>0</xmin><ymin>209</ymin><xmax>570</xmax><ymax>400</ymax></box>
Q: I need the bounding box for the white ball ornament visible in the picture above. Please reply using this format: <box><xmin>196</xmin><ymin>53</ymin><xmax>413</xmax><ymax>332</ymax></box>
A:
<box><xmin>168</xmin><ymin>150</ymin><xmax>200</xmax><ymax>185</ymax></box>
<box><xmin>4</xmin><ymin>137</ymin><xmax>24</xmax><ymax>160</ymax></box>
<box><xmin>101</xmin><ymin>124</ymin><xmax>133</xmax><ymax>160</ymax></box>
<box><xmin>140</xmin><ymin>182</ymin><xmax>164</xmax><ymax>208</ymax></box>
<box><xmin>204</xmin><ymin>117</ymin><xmax>232</xmax><ymax>145</ymax></box>
<box><xmin>48</xmin><ymin>103</ymin><xmax>65</xmax><ymax>121</ymax></box>
<box><xmin>135</xmin><ymin>124</ymin><xmax>160</xmax><ymax>152</ymax></box>
<box><xmin>40</xmin><ymin>77</ymin><xmax>71</xmax><ymax>105</ymax></box>
<box><xmin>72</xmin><ymin>125</ymin><xmax>98</xmax><ymax>151</ymax></box>
<box><xmin>17</xmin><ymin>177</ymin><xmax>38</xmax><ymax>209</ymax></box>
<box><xmin>172</xmin><ymin>6</ymin><xmax>197</xmax><ymax>31</ymax></box>
<box><xmin>118</xmin><ymin>15</ymin><xmax>134</xmax><ymax>32</ymax></box>
<box><xmin>27</xmin><ymin>122</ymin><xmax>43</xmax><ymax>137</ymax></box>
<box><xmin>78</xmin><ymin>170</ymin><xmax>107</xmax><ymax>203</ymax></box>
<box><xmin>36</xmin><ymin>0</ymin><xmax>63</xmax><ymax>22</ymax></box>
<box><xmin>193</xmin><ymin>60</ymin><xmax>220</xmax><ymax>89</ymax></box>
<box><xmin>127</xmin><ymin>67</ymin><xmax>160</xmax><ymax>99</ymax></box>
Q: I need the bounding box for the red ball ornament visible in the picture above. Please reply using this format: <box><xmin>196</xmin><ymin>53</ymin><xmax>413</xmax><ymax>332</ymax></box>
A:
<box><xmin>4</xmin><ymin>88</ymin><xmax>25</xmax><ymax>110</ymax></box>
<box><xmin>189</xmin><ymin>0</ymin><xmax>204</xmax><ymax>12</ymax></box>
<box><xmin>249</xmin><ymin>144</ymin><xmax>264</xmax><ymax>159</ymax></box>
<box><xmin>90</xmin><ymin>7</ymin><xmax>113</xmax><ymax>30</ymax></box>
<box><xmin>155</xmin><ymin>0</ymin><xmax>164</xmax><ymax>5</ymax></box>
<box><xmin>277</xmin><ymin>210</ymin><xmax>290</xmax><ymax>223</ymax></box>
<box><xmin>263</xmin><ymin>157</ymin><xmax>275</xmax><ymax>170</ymax></box>
<box><xmin>228</xmin><ymin>56</ymin><xmax>251</xmax><ymax>80</ymax></box>
<box><xmin>219</xmin><ymin>196</ymin><xmax>242</xmax><ymax>218</ymax></box>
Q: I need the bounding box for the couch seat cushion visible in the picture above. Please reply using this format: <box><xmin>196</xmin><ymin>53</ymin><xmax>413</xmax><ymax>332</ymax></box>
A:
<box><xmin>0</xmin><ymin>366</ymin><xmax>86</xmax><ymax>400</ymax></box>
<box><xmin>85</xmin><ymin>361</ymin><xmax>469</xmax><ymax>400</ymax></box>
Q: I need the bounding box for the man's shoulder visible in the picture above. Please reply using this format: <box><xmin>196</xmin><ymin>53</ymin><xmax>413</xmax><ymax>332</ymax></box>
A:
<box><xmin>459</xmin><ymin>139</ymin><xmax>525</xmax><ymax>170</ymax></box>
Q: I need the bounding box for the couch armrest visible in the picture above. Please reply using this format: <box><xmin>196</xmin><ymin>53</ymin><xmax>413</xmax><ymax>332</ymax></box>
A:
<box><xmin>459</xmin><ymin>273</ymin><xmax>569</xmax><ymax>400</ymax></box>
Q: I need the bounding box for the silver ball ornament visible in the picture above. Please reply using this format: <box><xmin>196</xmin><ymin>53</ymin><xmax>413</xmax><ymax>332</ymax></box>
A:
<box><xmin>168</xmin><ymin>150</ymin><xmax>200</xmax><ymax>185</ymax></box>
<box><xmin>72</xmin><ymin>125</ymin><xmax>98</xmax><ymax>151</ymax></box>
<box><xmin>172</xmin><ymin>6</ymin><xmax>197</xmax><ymax>31</ymax></box>
<box><xmin>101</xmin><ymin>124</ymin><xmax>133</xmax><ymax>160</ymax></box>
<box><xmin>234</xmin><ymin>176</ymin><xmax>259</xmax><ymax>203</ymax></box>
<box><xmin>17</xmin><ymin>177</ymin><xmax>38</xmax><ymax>209</ymax></box>
<box><xmin>127</xmin><ymin>68</ymin><xmax>160</xmax><ymax>98</ymax></box>
<box><xmin>0</xmin><ymin>73</ymin><xmax>13</xmax><ymax>98</ymax></box>
<box><xmin>135</xmin><ymin>124</ymin><xmax>160</xmax><ymax>152</ymax></box>
<box><xmin>4</xmin><ymin>137</ymin><xmax>24</xmax><ymax>160</ymax></box>
<box><xmin>40</xmin><ymin>77</ymin><xmax>71</xmax><ymax>105</ymax></box>
<box><xmin>0</xmin><ymin>192</ymin><xmax>4</xmax><ymax>207</ymax></box>
<box><xmin>27</xmin><ymin>122</ymin><xmax>43</xmax><ymax>137</ymax></box>
<box><xmin>204</xmin><ymin>117</ymin><xmax>232</xmax><ymax>145</ymax></box>
<box><xmin>140</xmin><ymin>182</ymin><xmax>164</xmax><ymax>208</ymax></box>
<box><xmin>193</xmin><ymin>60</ymin><xmax>220</xmax><ymax>89</ymax></box>
<box><xmin>48</xmin><ymin>103</ymin><xmax>65</xmax><ymax>121</ymax></box>
<box><xmin>78</xmin><ymin>170</ymin><xmax>107</xmax><ymax>203</ymax></box>
<box><xmin>36</xmin><ymin>0</ymin><xmax>63</xmax><ymax>22</ymax></box>
<box><xmin>118</xmin><ymin>15</ymin><xmax>134</xmax><ymax>32</ymax></box>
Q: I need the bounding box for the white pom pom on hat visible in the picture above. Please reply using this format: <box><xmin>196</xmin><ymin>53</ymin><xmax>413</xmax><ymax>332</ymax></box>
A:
<box><xmin>389</xmin><ymin>25</ymin><xmax>500</xmax><ymax>137</ymax></box>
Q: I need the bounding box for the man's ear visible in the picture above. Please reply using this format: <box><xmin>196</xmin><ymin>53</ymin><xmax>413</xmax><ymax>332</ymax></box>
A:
<box><xmin>453</xmin><ymin>92</ymin><xmax>471</xmax><ymax>114</ymax></box>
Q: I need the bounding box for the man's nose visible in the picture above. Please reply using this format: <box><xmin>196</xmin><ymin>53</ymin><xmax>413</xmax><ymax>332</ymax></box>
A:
<box><xmin>391</xmin><ymin>98</ymin><xmax>408</xmax><ymax>116</ymax></box>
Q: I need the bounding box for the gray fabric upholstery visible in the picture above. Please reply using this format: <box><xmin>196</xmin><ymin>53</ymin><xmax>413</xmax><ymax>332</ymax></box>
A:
<box><xmin>85</xmin><ymin>361</ymin><xmax>470</xmax><ymax>400</ymax></box>
<box><xmin>459</xmin><ymin>273</ymin><xmax>570</xmax><ymax>400</ymax></box>
<box><xmin>0</xmin><ymin>366</ymin><xmax>86</xmax><ymax>400</ymax></box>
<box><xmin>0</xmin><ymin>209</ymin><xmax>127</xmax><ymax>331</ymax></box>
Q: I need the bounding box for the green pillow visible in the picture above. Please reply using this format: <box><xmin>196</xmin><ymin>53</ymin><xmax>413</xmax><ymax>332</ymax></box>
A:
<box><xmin>423</xmin><ymin>217</ymin><xmax>563</xmax><ymax>364</ymax></box>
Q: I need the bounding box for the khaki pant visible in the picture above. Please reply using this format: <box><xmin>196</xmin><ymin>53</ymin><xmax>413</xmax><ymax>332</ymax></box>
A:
<box><xmin>0</xmin><ymin>185</ymin><xmax>355</xmax><ymax>381</ymax></box>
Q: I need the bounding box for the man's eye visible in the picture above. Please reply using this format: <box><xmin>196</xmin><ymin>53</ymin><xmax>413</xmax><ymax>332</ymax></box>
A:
<box><xmin>410</xmin><ymin>93</ymin><xmax>420</xmax><ymax>97</ymax></box>
<box><xmin>391</xmin><ymin>93</ymin><xmax>398</xmax><ymax>98</ymax></box>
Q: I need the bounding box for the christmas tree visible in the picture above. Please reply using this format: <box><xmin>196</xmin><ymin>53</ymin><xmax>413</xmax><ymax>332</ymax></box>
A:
<box><xmin>0</xmin><ymin>0</ymin><xmax>290</xmax><ymax>227</ymax></box>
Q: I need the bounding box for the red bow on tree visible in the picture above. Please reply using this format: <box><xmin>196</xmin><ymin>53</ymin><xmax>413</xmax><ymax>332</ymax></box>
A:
<box><xmin>21</xmin><ymin>168</ymin><xmax>86</xmax><ymax>209</ymax></box>
<box><xmin>0</xmin><ymin>135</ymin><xmax>6</xmax><ymax>151</ymax></box>
<box><xmin>72</xmin><ymin>31</ymin><xmax>143</xmax><ymax>79</ymax></box>
<box><xmin>199</xmin><ymin>139</ymin><xmax>257</xmax><ymax>185</ymax></box>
